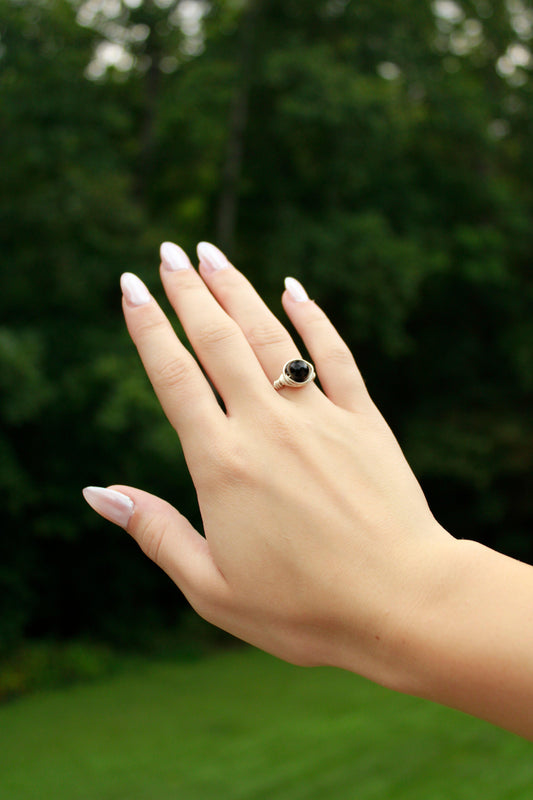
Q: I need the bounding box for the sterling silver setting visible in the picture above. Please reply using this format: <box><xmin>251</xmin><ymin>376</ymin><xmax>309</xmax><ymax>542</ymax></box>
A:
<box><xmin>274</xmin><ymin>359</ymin><xmax>316</xmax><ymax>390</ymax></box>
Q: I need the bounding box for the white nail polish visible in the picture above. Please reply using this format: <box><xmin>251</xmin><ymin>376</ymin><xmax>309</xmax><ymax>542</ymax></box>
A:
<box><xmin>120</xmin><ymin>273</ymin><xmax>151</xmax><ymax>307</ymax></box>
<box><xmin>160</xmin><ymin>241</ymin><xmax>191</xmax><ymax>271</ymax></box>
<box><xmin>197</xmin><ymin>241</ymin><xmax>230</xmax><ymax>272</ymax></box>
<box><xmin>285</xmin><ymin>277</ymin><xmax>309</xmax><ymax>303</ymax></box>
<box><xmin>83</xmin><ymin>487</ymin><xmax>134</xmax><ymax>528</ymax></box>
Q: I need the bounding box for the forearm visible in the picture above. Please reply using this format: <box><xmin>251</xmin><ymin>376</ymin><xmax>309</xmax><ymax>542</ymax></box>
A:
<box><xmin>401</xmin><ymin>538</ymin><xmax>533</xmax><ymax>739</ymax></box>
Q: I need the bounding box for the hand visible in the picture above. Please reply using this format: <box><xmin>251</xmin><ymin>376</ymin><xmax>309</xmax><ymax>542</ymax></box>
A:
<box><xmin>83</xmin><ymin>241</ymin><xmax>455</xmax><ymax>692</ymax></box>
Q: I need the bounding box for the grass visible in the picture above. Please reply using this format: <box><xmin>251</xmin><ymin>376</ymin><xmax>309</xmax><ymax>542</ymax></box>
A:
<box><xmin>1</xmin><ymin>647</ymin><xmax>532</xmax><ymax>799</ymax></box>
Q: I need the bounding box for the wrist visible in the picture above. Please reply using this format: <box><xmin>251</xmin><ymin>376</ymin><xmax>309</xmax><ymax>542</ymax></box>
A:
<box><xmin>380</xmin><ymin>528</ymin><xmax>464</xmax><ymax>696</ymax></box>
<box><xmin>392</xmin><ymin>537</ymin><xmax>533</xmax><ymax>737</ymax></box>
<box><xmin>323</xmin><ymin>522</ymin><xmax>460</xmax><ymax>694</ymax></box>
<box><xmin>387</xmin><ymin>531</ymin><xmax>468</xmax><ymax>698</ymax></box>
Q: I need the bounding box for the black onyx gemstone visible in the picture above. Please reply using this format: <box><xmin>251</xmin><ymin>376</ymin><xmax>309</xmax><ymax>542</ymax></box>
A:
<box><xmin>285</xmin><ymin>360</ymin><xmax>310</xmax><ymax>383</ymax></box>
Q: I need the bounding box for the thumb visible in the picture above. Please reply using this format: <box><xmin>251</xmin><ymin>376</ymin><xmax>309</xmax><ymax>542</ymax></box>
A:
<box><xmin>82</xmin><ymin>485</ymin><xmax>226</xmax><ymax>604</ymax></box>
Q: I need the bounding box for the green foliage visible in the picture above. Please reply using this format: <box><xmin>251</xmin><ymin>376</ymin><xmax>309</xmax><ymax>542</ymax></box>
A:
<box><xmin>0</xmin><ymin>639</ymin><xmax>116</xmax><ymax>701</ymax></box>
<box><xmin>1</xmin><ymin>0</ymin><xmax>532</xmax><ymax>651</ymax></box>
<box><xmin>0</xmin><ymin>613</ymin><xmax>223</xmax><ymax>700</ymax></box>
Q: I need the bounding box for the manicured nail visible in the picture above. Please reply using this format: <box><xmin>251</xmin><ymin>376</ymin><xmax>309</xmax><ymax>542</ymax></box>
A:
<box><xmin>83</xmin><ymin>487</ymin><xmax>134</xmax><ymax>528</ymax></box>
<box><xmin>197</xmin><ymin>241</ymin><xmax>230</xmax><ymax>272</ymax></box>
<box><xmin>120</xmin><ymin>273</ymin><xmax>151</xmax><ymax>307</ymax></box>
<box><xmin>284</xmin><ymin>277</ymin><xmax>309</xmax><ymax>303</ymax></box>
<box><xmin>160</xmin><ymin>241</ymin><xmax>191</xmax><ymax>272</ymax></box>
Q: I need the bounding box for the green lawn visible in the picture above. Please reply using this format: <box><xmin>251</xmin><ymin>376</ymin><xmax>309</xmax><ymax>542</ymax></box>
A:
<box><xmin>1</xmin><ymin>647</ymin><xmax>532</xmax><ymax>799</ymax></box>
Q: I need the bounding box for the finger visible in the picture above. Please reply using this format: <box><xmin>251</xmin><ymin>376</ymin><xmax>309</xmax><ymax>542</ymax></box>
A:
<box><xmin>82</xmin><ymin>485</ymin><xmax>229</xmax><ymax>615</ymax></box>
<box><xmin>120</xmin><ymin>272</ymin><xmax>224</xmax><ymax>450</ymax></box>
<box><xmin>159</xmin><ymin>242</ymin><xmax>272</xmax><ymax>411</ymax></box>
<box><xmin>195</xmin><ymin>242</ymin><xmax>320</xmax><ymax>398</ymax></box>
<box><xmin>282</xmin><ymin>278</ymin><xmax>371</xmax><ymax>411</ymax></box>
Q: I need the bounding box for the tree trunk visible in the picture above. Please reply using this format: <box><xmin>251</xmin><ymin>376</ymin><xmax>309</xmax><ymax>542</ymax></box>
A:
<box><xmin>216</xmin><ymin>0</ymin><xmax>263</xmax><ymax>255</ymax></box>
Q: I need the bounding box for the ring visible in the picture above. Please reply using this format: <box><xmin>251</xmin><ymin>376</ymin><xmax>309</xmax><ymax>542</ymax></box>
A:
<box><xmin>274</xmin><ymin>359</ymin><xmax>316</xmax><ymax>390</ymax></box>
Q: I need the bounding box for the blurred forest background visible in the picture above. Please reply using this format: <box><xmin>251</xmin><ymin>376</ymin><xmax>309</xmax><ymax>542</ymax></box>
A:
<box><xmin>1</xmin><ymin>0</ymin><xmax>533</xmax><ymax>676</ymax></box>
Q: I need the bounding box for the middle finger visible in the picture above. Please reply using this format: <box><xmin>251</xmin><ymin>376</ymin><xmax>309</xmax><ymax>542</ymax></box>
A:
<box><xmin>195</xmin><ymin>242</ymin><xmax>321</xmax><ymax>398</ymax></box>
<box><xmin>159</xmin><ymin>242</ymin><xmax>272</xmax><ymax>413</ymax></box>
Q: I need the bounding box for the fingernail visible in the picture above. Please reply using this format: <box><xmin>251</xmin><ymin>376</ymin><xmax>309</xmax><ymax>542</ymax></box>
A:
<box><xmin>197</xmin><ymin>241</ymin><xmax>230</xmax><ymax>272</ymax></box>
<box><xmin>83</xmin><ymin>487</ymin><xmax>134</xmax><ymax>528</ymax></box>
<box><xmin>160</xmin><ymin>241</ymin><xmax>191</xmax><ymax>272</ymax></box>
<box><xmin>120</xmin><ymin>273</ymin><xmax>151</xmax><ymax>307</ymax></box>
<box><xmin>284</xmin><ymin>277</ymin><xmax>309</xmax><ymax>303</ymax></box>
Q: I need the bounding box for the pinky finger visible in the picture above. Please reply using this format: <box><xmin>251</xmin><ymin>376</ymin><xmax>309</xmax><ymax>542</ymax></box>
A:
<box><xmin>282</xmin><ymin>278</ymin><xmax>370</xmax><ymax>412</ymax></box>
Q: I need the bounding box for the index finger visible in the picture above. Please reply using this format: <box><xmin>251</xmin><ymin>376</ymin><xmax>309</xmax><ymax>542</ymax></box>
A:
<box><xmin>120</xmin><ymin>272</ymin><xmax>225</xmax><ymax>454</ymax></box>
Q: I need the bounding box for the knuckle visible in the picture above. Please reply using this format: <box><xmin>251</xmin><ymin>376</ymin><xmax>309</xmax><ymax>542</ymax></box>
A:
<box><xmin>196</xmin><ymin>435</ymin><xmax>251</xmax><ymax>489</ymax></box>
<box><xmin>169</xmin><ymin>277</ymin><xmax>204</xmax><ymax>298</ymax></box>
<box><xmin>134</xmin><ymin>314</ymin><xmax>168</xmax><ymax>340</ymax></box>
<box><xmin>245</xmin><ymin>319</ymin><xmax>290</xmax><ymax>350</ymax></box>
<box><xmin>262</xmin><ymin>407</ymin><xmax>304</xmax><ymax>450</ymax></box>
<box><xmin>307</xmin><ymin>313</ymin><xmax>340</xmax><ymax>341</ymax></box>
<box><xmin>324</xmin><ymin>344</ymin><xmax>356</xmax><ymax>369</ymax></box>
<box><xmin>186</xmin><ymin>570</ymin><xmax>233</xmax><ymax>625</ymax></box>
<box><xmin>303</xmin><ymin>306</ymin><xmax>330</xmax><ymax>331</ymax></box>
<box><xmin>190</xmin><ymin>590</ymin><xmax>225</xmax><ymax>627</ymax></box>
<box><xmin>222</xmin><ymin>445</ymin><xmax>250</xmax><ymax>484</ymax></box>
<box><xmin>222</xmin><ymin>445</ymin><xmax>250</xmax><ymax>483</ymax></box>
<box><xmin>196</xmin><ymin>321</ymin><xmax>240</xmax><ymax>350</ymax></box>
<box><xmin>154</xmin><ymin>357</ymin><xmax>190</xmax><ymax>391</ymax></box>
<box><xmin>136</xmin><ymin>514</ymin><xmax>168</xmax><ymax>566</ymax></box>
<box><xmin>208</xmin><ymin>276</ymin><xmax>237</xmax><ymax>307</ymax></box>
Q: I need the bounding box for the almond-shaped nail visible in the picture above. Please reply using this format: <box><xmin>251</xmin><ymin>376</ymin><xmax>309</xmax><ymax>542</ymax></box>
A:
<box><xmin>197</xmin><ymin>241</ymin><xmax>230</xmax><ymax>272</ymax></box>
<box><xmin>83</xmin><ymin>487</ymin><xmax>134</xmax><ymax>528</ymax></box>
<box><xmin>120</xmin><ymin>273</ymin><xmax>151</xmax><ymax>307</ymax></box>
<box><xmin>285</xmin><ymin>277</ymin><xmax>309</xmax><ymax>303</ymax></box>
<box><xmin>160</xmin><ymin>241</ymin><xmax>192</xmax><ymax>272</ymax></box>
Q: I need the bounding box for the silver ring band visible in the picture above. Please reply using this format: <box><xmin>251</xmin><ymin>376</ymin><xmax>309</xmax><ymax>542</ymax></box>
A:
<box><xmin>274</xmin><ymin>359</ymin><xmax>316</xmax><ymax>390</ymax></box>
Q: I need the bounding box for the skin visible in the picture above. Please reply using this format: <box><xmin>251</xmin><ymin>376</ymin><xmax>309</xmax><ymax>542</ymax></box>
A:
<box><xmin>84</xmin><ymin>243</ymin><xmax>533</xmax><ymax>740</ymax></box>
